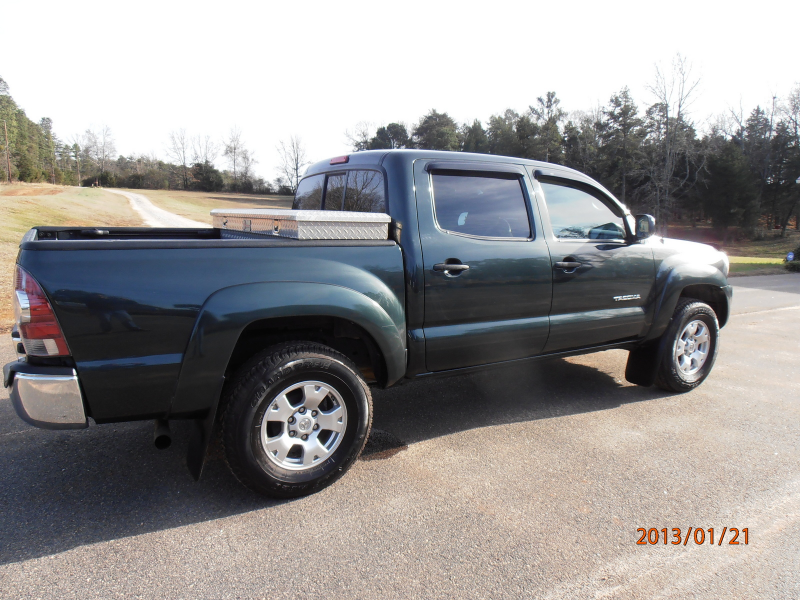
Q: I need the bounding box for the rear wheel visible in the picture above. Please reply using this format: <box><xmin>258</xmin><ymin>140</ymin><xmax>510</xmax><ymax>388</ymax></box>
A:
<box><xmin>655</xmin><ymin>299</ymin><xmax>720</xmax><ymax>393</ymax></box>
<box><xmin>222</xmin><ymin>342</ymin><xmax>372</xmax><ymax>498</ymax></box>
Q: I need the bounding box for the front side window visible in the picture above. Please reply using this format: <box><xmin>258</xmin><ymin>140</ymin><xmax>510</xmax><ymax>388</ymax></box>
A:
<box><xmin>293</xmin><ymin>174</ymin><xmax>324</xmax><ymax>209</ymax></box>
<box><xmin>431</xmin><ymin>172</ymin><xmax>531</xmax><ymax>238</ymax></box>
<box><xmin>540</xmin><ymin>181</ymin><xmax>626</xmax><ymax>240</ymax></box>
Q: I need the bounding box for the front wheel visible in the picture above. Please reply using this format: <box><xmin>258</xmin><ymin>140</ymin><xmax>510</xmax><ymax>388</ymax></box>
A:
<box><xmin>222</xmin><ymin>342</ymin><xmax>372</xmax><ymax>498</ymax></box>
<box><xmin>655</xmin><ymin>299</ymin><xmax>720</xmax><ymax>393</ymax></box>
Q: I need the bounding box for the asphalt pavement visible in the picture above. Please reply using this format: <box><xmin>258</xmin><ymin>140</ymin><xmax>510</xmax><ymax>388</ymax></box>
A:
<box><xmin>1</xmin><ymin>274</ymin><xmax>798</xmax><ymax>599</ymax></box>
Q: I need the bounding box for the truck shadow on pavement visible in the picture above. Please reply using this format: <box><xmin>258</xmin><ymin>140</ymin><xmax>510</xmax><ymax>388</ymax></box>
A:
<box><xmin>0</xmin><ymin>353</ymin><xmax>670</xmax><ymax>565</ymax></box>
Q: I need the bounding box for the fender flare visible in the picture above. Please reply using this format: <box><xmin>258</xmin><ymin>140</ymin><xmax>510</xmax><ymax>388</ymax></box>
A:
<box><xmin>645</xmin><ymin>263</ymin><xmax>729</xmax><ymax>343</ymax></box>
<box><xmin>170</xmin><ymin>281</ymin><xmax>406</xmax><ymax>419</ymax></box>
<box><xmin>627</xmin><ymin>263</ymin><xmax>729</xmax><ymax>387</ymax></box>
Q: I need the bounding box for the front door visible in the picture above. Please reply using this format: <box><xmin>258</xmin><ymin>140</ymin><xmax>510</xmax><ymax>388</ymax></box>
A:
<box><xmin>533</xmin><ymin>176</ymin><xmax>655</xmax><ymax>353</ymax></box>
<box><xmin>414</xmin><ymin>160</ymin><xmax>552</xmax><ymax>372</ymax></box>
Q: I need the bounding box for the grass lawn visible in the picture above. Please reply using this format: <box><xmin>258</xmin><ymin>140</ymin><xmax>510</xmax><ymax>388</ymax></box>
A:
<box><xmin>728</xmin><ymin>263</ymin><xmax>788</xmax><ymax>276</ymax></box>
<box><xmin>668</xmin><ymin>224</ymin><xmax>799</xmax><ymax>259</ymax></box>
<box><xmin>0</xmin><ymin>182</ymin><xmax>143</xmax><ymax>331</ymax></box>
<box><xmin>130</xmin><ymin>189</ymin><xmax>293</xmax><ymax>225</ymax></box>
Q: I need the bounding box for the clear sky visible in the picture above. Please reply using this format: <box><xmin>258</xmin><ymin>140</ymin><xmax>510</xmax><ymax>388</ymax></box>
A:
<box><xmin>5</xmin><ymin>0</ymin><xmax>798</xmax><ymax>180</ymax></box>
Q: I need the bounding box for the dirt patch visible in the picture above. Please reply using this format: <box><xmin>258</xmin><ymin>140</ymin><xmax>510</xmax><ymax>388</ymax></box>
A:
<box><xmin>360</xmin><ymin>429</ymin><xmax>408</xmax><ymax>461</ymax></box>
<box><xmin>1</xmin><ymin>187</ymin><xmax>65</xmax><ymax>197</ymax></box>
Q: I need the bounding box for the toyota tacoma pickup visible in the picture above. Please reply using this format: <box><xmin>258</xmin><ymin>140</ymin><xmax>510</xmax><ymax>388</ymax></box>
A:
<box><xmin>4</xmin><ymin>150</ymin><xmax>732</xmax><ymax>498</ymax></box>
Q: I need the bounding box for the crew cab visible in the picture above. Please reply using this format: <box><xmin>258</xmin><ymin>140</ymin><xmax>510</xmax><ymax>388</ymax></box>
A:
<box><xmin>4</xmin><ymin>150</ymin><xmax>732</xmax><ymax>497</ymax></box>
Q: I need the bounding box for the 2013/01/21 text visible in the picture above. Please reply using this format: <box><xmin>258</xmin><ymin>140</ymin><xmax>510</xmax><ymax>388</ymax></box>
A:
<box><xmin>636</xmin><ymin>527</ymin><xmax>749</xmax><ymax>546</ymax></box>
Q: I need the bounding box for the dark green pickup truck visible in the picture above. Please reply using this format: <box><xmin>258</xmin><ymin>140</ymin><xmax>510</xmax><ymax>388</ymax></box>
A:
<box><xmin>4</xmin><ymin>150</ymin><xmax>732</xmax><ymax>497</ymax></box>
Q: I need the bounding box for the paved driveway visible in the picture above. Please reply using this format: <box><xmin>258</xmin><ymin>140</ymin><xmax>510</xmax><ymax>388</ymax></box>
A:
<box><xmin>1</xmin><ymin>275</ymin><xmax>798</xmax><ymax>599</ymax></box>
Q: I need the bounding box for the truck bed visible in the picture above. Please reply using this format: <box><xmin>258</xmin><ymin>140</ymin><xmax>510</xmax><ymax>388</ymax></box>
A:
<box><xmin>17</xmin><ymin>227</ymin><xmax>404</xmax><ymax>422</ymax></box>
<box><xmin>25</xmin><ymin>226</ymin><xmax>396</xmax><ymax>249</ymax></box>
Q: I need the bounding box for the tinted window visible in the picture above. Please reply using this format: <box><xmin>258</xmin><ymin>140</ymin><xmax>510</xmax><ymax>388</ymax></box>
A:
<box><xmin>293</xmin><ymin>174</ymin><xmax>324</xmax><ymax>209</ymax></box>
<box><xmin>323</xmin><ymin>173</ymin><xmax>347</xmax><ymax>210</ymax></box>
<box><xmin>431</xmin><ymin>172</ymin><xmax>530</xmax><ymax>238</ymax></box>
<box><xmin>540</xmin><ymin>182</ymin><xmax>626</xmax><ymax>240</ymax></box>
<box><xmin>343</xmin><ymin>170</ymin><xmax>386</xmax><ymax>212</ymax></box>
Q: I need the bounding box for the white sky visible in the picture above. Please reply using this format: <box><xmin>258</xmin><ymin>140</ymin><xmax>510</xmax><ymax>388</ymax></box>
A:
<box><xmin>5</xmin><ymin>0</ymin><xmax>799</xmax><ymax>180</ymax></box>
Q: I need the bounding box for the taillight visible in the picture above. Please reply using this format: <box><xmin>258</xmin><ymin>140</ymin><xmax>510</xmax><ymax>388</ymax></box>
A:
<box><xmin>13</xmin><ymin>265</ymin><xmax>70</xmax><ymax>357</ymax></box>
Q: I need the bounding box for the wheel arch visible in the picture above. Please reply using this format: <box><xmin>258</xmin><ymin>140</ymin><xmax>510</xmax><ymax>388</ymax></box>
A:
<box><xmin>679</xmin><ymin>284</ymin><xmax>729</xmax><ymax>328</ymax></box>
<box><xmin>170</xmin><ymin>281</ymin><xmax>406</xmax><ymax>420</ymax></box>
<box><xmin>628</xmin><ymin>265</ymin><xmax>730</xmax><ymax>388</ymax></box>
<box><xmin>645</xmin><ymin>264</ymin><xmax>730</xmax><ymax>342</ymax></box>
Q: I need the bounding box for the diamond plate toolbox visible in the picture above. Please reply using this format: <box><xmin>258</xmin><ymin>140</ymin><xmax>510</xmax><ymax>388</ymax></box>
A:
<box><xmin>211</xmin><ymin>209</ymin><xmax>391</xmax><ymax>240</ymax></box>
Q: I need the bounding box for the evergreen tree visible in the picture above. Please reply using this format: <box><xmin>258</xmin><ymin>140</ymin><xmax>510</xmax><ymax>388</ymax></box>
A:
<box><xmin>529</xmin><ymin>91</ymin><xmax>565</xmax><ymax>163</ymax></box>
<box><xmin>461</xmin><ymin>119</ymin><xmax>489</xmax><ymax>153</ymax></box>
<box><xmin>563</xmin><ymin>112</ymin><xmax>601</xmax><ymax>177</ymax></box>
<box><xmin>487</xmin><ymin>110</ymin><xmax>522</xmax><ymax>157</ymax></box>
<box><xmin>598</xmin><ymin>88</ymin><xmax>644</xmax><ymax>204</ymax></box>
<box><xmin>703</xmin><ymin>140</ymin><xmax>758</xmax><ymax>239</ymax></box>
<box><xmin>411</xmin><ymin>110</ymin><xmax>459</xmax><ymax>150</ymax></box>
<box><xmin>369</xmin><ymin>123</ymin><xmax>409</xmax><ymax>149</ymax></box>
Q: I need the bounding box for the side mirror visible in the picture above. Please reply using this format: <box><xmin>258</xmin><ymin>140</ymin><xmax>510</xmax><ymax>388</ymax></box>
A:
<box><xmin>635</xmin><ymin>214</ymin><xmax>656</xmax><ymax>239</ymax></box>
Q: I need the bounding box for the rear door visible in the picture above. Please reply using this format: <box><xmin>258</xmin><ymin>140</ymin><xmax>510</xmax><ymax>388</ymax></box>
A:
<box><xmin>414</xmin><ymin>160</ymin><xmax>552</xmax><ymax>372</ymax></box>
<box><xmin>532</xmin><ymin>175</ymin><xmax>655</xmax><ymax>353</ymax></box>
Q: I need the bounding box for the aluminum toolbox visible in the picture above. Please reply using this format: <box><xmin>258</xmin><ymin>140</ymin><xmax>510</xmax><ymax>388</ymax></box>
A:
<box><xmin>211</xmin><ymin>209</ymin><xmax>391</xmax><ymax>240</ymax></box>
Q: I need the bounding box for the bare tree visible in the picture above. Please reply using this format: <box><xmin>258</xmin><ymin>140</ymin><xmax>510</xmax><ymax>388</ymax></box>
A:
<box><xmin>780</xmin><ymin>83</ymin><xmax>800</xmax><ymax>140</ymax></box>
<box><xmin>192</xmin><ymin>134</ymin><xmax>219</xmax><ymax>166</ymax></box>
<box><xmin>345</xmin><ymin>121</ymin><xmax>373</xmax><ymax>152</ymax></box>
<box><xmin>97</xmin><ymin>125</ymin><xmax>116</xmax><ymax>173</ymax></box>
<box><xmin>223</xmin><ymin>127</ymin><xmax>244</xmax><ymax>188</ymax></box>
<box><xmin>239</xmin><ymin>149</ymin><xmax>257</xmax><ymax>186</ymax></box>
<box><xmin>277</xmin><ymin>136</ymin><xmax>309</xmax><ymax>194</ymax></box>
<box><xmin>644</xmin><ymin>54</ymin><xmax>701</xmax><ymax>229</ymax></box>
<box><xmin>166</xmin><ymin>128</ymin><xmax>191</xmax><ymax>189</ymax></box>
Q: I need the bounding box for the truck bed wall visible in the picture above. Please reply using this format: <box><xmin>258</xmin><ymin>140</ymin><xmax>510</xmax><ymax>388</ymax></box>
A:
<box><xmin>18</xmin><ymin>243</ymin><xmax>404</xmax><ymax>421</ymax></box>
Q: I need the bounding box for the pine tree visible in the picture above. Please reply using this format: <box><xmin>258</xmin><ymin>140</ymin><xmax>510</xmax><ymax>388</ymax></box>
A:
<box><xmin>598</xmin><ymin>88</ymin><xmax>644</xmax><ymax>204</ymax></box>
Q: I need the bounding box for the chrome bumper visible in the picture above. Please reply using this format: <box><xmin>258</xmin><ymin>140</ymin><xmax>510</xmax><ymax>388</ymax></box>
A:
<box><xmin>4</xmin><ymin>361</ymin><xmax>88</xmax><ymax>429</ymax></box>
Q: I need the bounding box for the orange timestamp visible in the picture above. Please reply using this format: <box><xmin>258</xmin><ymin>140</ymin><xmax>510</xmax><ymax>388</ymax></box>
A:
<box><xmin>636</xmin><ymin>527</ymin><xmax>749</xmax><ymax>546</ymax></box>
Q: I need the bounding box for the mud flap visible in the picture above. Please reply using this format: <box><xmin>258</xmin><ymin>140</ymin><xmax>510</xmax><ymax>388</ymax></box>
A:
<box><xmin>625</xmin><ymin>341</ymin><xmax>662</xmax><ymax>387</ymax></box>
<box><xmin>186</xmin><ymin>376</ymin><xmax>225</xmax><ymax>481</ymax></box>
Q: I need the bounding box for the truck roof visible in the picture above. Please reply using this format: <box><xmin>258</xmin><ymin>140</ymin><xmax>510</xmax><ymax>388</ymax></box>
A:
<box><xmin>305</xmin><ymin>149</ymin><xmax>624</xmax><ymax>210</ymax></box>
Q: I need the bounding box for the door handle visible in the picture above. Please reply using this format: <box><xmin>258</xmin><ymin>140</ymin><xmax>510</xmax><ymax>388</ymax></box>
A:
<box><xmin>433</xmin><ymin>261</ymin><xmax>470</xmax><ymax>274</ymax></box>
<box><xmin>554</xmin><ymin>261</ymin><xmax>581</xmax><ymax>273</ymax></box>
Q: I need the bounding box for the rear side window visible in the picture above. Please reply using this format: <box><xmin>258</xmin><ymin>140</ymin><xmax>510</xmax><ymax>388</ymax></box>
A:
<box><xmin>431</xmin><ymin>172</ymin><xmax>531</xmax><ymax>238</ymax></box>
<box><xmin>293</xmin><ymin>175</ymin><xmax>324</xmax><ymax>209</ymax></box>
<box><xmin>323</xmin><ymin>174</ymin><xmax>347</xmax><ymax>210</ymax></box>
<box><xmin>342</xmin><ymin>170</ymin><xmax>386</xmax><ymax>212</ymax></box>
<box><xmin>293</xmin><ymin>170</ymin><xmax>386</xmax><ymax>213</ymax></box>
<box><xmin>540</xmin><ymin>182</ymin><xmax>626</xmax><ymax>240</ymax></box>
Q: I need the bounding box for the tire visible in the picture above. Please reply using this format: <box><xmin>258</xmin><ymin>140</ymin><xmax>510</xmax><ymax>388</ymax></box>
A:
<box><xmin>654</xmin><ymin>298</ymin><xmax>720</xmax><ymax>393</ymax></box>
<box><xmin>222</xmin><ymin>342</ymin><xmax>372</xmax><ymax>498</ymax></box>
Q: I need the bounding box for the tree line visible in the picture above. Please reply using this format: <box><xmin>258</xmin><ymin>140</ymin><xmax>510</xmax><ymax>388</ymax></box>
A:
<box><xmin>346</xmin><ymin>58</ymin><xmax>800</xmax><ymax>239</ymax></box>
<box><xmin>3</xmin><ymin>57</ymin><xmax>799</xmax><ymax>239</ymax></box>
<box><xmin>0</xmin><ymin>76</ymin><xmax>296</xmax><ymax>195</ymax></box>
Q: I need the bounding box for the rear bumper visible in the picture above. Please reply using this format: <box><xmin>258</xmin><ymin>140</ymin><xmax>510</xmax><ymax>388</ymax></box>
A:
<box><xmin>3</xmin><ymin>361</ymin><xmax>88</xmax><ymax>430</ymax></box>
